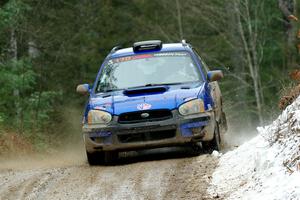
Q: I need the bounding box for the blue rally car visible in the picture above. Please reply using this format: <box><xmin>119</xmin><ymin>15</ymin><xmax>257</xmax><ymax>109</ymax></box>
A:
<box><xmin>76</xmin><ymin>40</ymin><xmax>227</xmax><ymax>165</ymax></box>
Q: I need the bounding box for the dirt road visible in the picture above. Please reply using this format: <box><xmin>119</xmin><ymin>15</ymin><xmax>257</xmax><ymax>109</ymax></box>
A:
<box><xmin>0</xmin><ymin>148</ymin><xmax>218</xmax><ymax>200</ymax></box>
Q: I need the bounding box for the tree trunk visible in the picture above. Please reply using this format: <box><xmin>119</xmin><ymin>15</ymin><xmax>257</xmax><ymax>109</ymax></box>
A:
<box><xmin>234</xmin><ymin>0</ymin><xmax>264</xmax><ymax>125</ymax></box>
<box><xmin>175</xmin><ymin>0</ymin><xmax>184</xmax><ymax>40</ymax></box>
<box><xmin>278</xmin><ymin>0</ymin><xmax>297</xmax><ymax>71</ymax></box>
<box><xmin>10</xmin><ymin>29</ymin><xmax>23</xmax><ymax>133</ymax></box>
<box><xmin>10</xmin><ymin>29</ymin><xmax>17</xmax><ymax>59</ymax></box>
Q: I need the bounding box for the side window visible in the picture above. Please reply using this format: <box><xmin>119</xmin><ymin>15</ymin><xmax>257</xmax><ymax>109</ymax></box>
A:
<box><xmin>193</xmin><ymin>49</ymin><xmax>210</xmax><ymax>76</ymax></box>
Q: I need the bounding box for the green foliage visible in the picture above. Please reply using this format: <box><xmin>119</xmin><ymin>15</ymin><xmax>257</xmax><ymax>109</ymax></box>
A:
<box><xmin>27</xmin><ymin>90</ymin><xmax>63</xmax><ymax>130</ymax></box>
<box><xmin>0</xmin><ymin>58</ymin><xmax>62</xmax><ymax>140</ymax></box>
<box><xmin>0</xmin><ymin>58</ymin><xmax>36</xmax><ymax>124</ymax></box>
<box><xmin>0</xmin><ymin>0</ymin><xmax>30</xmax><ymax>28</ymax></box>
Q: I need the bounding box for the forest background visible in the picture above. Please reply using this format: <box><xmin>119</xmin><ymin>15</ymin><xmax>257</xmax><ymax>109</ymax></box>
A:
<box><xmin>0</xmin><ymin>0</ymin><xmax>299</xmax><ymax>152</ymax></box>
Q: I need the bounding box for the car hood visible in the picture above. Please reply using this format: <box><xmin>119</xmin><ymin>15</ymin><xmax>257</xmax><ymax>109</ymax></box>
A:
<box><xmin>89</xmin><ymin>82</ymin><xmax>205</xmax><ymax>115</ymax></box>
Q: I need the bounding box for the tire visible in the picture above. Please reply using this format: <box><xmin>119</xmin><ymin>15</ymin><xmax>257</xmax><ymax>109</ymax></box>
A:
<box><xmin>190</xmin><ymin>142</ymin><xmax>202</xmax><ymax>156</ymax></box>
<box><xmin>86</xmin><ymin>151</ymin><xmax>105</xmax><ymax>166</ymax></box>
<box><xmin>202</xmin><ymin>122</ymin><xmax>221</xmax><ymax>153</ymax></box>
<box><xmin>104</xmin><ymin>151</ymin><xmax>118</xmax><ymax>165</ymax></box>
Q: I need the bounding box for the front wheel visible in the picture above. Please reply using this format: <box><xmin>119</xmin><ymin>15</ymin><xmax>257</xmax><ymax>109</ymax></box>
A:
<box><xmin>202</xmin><ymin>122</ymin><xmax>221</xmax><ymax>153</ymax></box>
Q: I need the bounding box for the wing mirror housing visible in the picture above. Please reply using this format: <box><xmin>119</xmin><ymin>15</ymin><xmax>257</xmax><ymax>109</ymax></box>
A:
<box><xmin>207</xmin><ymin>70</ymin><xmax>223</xmax><ymax>82</ymax></box>
<box><xmin>76</xmin><ymin>84</ymin><xmax>90</xmax><ymax>95</ymax></box>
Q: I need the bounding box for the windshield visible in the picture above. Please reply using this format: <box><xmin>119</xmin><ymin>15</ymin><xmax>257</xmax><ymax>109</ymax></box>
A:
<box><xmin>96</xmin><ymin>51</ymin><xmax>202</xmax><ymax>93</ymax></box>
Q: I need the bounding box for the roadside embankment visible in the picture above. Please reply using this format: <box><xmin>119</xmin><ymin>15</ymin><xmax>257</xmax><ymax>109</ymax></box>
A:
<box><xmin>208</xmin><ymin>96</ymin><xmax>300</xmax><ymax>199</ymax></box>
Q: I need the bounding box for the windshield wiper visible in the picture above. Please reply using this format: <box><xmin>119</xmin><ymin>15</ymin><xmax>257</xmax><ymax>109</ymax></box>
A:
<box><xmin>127</xmin><ymin>82</ymin><xmax>183</xmax><ymax>89</ymax></box>
<box><xmin>97</xmin><ymin>88</ymin><xmax>122</xmax><ymax>93</ymax></box>
<box><xmin>97</xmin><ymin>82</ymin><xmax>198</xmax><ymax>93</ymax></box>
<box><xmin>98</xmin><ymin>82</ymin><xmax>193</xmax><ymax>93</ymax></box>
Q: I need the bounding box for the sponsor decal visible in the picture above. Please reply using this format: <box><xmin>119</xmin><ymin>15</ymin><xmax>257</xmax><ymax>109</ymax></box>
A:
<box><xmin>153</xmin><ymin>52</ymin><xmax>188</xmax><ymax>57</ymax></box>
<box><xmin>112</xmin><ymin>52</ymin><xmax>189</xmax><ymax>63</ymax></box>
<box><xmin>137</xmin><ymin>103</ymin><xmax>152</xmax><ymax>110</ymax></box>
<box><xmin>113</xmin><ymin>54</ymin><xmax>153</xmax><ymax>63</ymax></box>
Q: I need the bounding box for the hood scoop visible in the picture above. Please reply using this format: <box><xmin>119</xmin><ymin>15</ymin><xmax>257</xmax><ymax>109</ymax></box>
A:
<box><xmin>123</xmin><ymin>86</ymin><xmax>167</xmax><ymax>96</ymax></box>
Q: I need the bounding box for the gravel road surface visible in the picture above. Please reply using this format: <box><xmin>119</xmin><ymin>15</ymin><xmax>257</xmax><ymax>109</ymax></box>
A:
<box><xmin>0</xmin><ymin>148</ymin><xmax>219</xmax><ymax>200</ymax></box>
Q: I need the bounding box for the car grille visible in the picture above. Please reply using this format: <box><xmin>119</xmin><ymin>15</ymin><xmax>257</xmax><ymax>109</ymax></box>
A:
<box><xmin>118</xmin><ymin>109</ymin><xmax>173</xmax><ymax>124</ymax></box>
<box><xmin>118</xmin><ymin>129</ymin><xmax>176</xmax><ymax>143</ymax></box>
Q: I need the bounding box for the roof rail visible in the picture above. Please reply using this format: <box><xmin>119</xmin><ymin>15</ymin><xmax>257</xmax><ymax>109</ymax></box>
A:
<box><xmin>181</xmin><ymin>39</ymin><xmax>187</xmax><ymax>46</ymax></box>
<box><xmin>133</xmin><ymin>40</ymin><xmax>162</xmax><ymax>52</ymax></box>
<box><xmin>110</xmin><ymin>45</ymin><xmax>122</xmax><ymax>53</ymax></box>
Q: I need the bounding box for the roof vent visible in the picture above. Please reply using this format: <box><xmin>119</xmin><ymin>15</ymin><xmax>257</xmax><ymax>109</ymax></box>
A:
<box><xmin>133</xmin><ymin>40</ymin><xmax>162</xmax><ymax>53</ymax></box>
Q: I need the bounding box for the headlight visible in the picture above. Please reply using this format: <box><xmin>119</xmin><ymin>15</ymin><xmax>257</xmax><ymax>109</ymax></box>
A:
<box><xmin>178</xmin><ymin>99</ymin><xmax>205</xmax><ymax>115</ymax></box>
<box><xmin>87</xmin><ymin>110</ymin><xmax>112</xmax><ymax>125</ymax></box>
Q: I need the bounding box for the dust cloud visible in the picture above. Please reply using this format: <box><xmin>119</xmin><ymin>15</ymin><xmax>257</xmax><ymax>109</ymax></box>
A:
<box><xmin>0</xmin><ymin>106</ymin><xmax>86</xmax><ymax>171</ymax></box>
<box><xmin>0</xmin><ymin>146</ymin><xmax>86</xmax><ymax>171</ymax></box>
<box><xmin>222</xmin><ymin>124</ymin><xmax>258</xmax><ymax>151</ymax></box>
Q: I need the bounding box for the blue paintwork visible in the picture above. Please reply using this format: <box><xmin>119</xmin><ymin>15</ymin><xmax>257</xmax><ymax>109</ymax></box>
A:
<box><xmin>180</xmin><ymin>121</ymin><xmax>209</xmax><ymax>137</ymax></box>
<box><xmin>90</xmin><ymin>131</ymin><xmax>112</xmax><ymax>137</ymax></box>
<box><xmin>82</xmin><ymin>43</ymin><xmax>215</xmax><ymax>123</ymax></box>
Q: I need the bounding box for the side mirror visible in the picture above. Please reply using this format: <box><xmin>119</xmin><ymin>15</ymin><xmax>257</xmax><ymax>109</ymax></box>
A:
<box><xmin>76</xmin><ymin>84</ymin><xmax>90</xmax><ymax>95</ymax></box>
<box><xmin>207</xmin><ymin>70</ymin><xmax>223</xmax><ymax>82</ymax></box>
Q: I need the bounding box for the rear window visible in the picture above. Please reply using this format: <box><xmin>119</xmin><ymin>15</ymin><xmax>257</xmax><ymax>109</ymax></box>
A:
<box><xmin>96</xmin><ymin>51</ymin><xmax>202</xmax><ymax>93</ymax></box>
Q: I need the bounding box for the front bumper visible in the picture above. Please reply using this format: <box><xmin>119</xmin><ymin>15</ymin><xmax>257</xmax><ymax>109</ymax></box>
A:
<box><xmin>83</xmin><ymin>110</ymin><xmax>215</xmax><ymax>152</ymax></box>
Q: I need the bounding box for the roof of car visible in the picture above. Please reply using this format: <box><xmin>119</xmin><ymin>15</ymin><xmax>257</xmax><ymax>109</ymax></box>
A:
<box><xmin>109</xmin><ymin>43</ymin><xmax>191</xmax><ymax>58</ymax></box>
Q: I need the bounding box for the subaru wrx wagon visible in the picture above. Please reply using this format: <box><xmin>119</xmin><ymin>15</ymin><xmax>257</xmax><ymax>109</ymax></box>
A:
<box><xmin>77</xmin><ymin>40</ymin><xmax>227</xmax><ymax>165</ymax></box>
